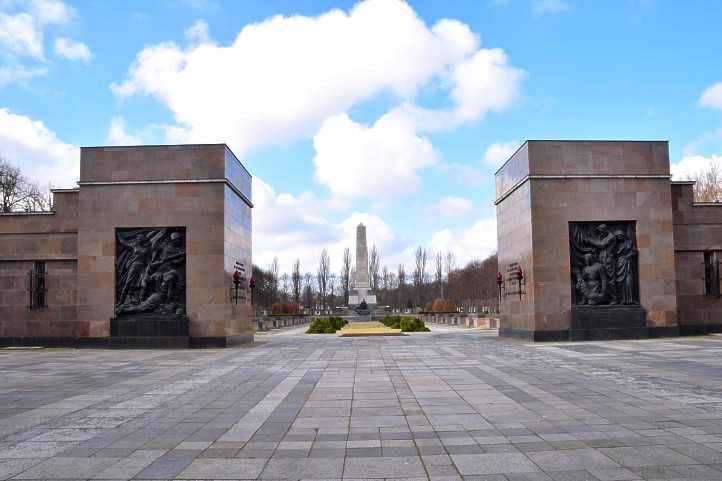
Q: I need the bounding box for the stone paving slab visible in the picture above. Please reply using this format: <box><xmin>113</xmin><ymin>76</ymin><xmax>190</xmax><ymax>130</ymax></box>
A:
<box><xmin>0</xmin><ymin>329</ymin><xmax>722</xmax><ymax>480</ymax></box>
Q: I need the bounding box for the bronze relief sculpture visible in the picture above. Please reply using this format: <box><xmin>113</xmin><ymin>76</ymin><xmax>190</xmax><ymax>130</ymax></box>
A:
<box><xmin>570</xmin><ymin>222</ymin><xmax>639</xmax><ymax>306</ymax></box>
<box><xmin>115</xmin><ymin>227</ymin><xmax>186</xmax><ymax>318</ymax></box>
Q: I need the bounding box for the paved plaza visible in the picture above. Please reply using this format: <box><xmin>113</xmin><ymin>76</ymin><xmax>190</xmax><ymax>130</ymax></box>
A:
<box><xmin>1</xmin><ymin>327</ymin><xmax>722</xmax><ymax>480</ymax></box>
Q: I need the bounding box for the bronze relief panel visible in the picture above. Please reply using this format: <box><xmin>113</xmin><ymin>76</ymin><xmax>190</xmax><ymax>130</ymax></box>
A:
<box><xmin>569</xmin><ymin>222</ymin><xmax>639</xmax><ymax>306</ymax></box>
<box><xmin>115</xmin><ymin>227</ymin><xmax>186</xmax><ymax>319</ymax></box>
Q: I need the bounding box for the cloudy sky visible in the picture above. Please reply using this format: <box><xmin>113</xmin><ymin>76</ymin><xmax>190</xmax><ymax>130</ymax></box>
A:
<box><xmin>1</xmin><ymin>0</ymin><xmax>722</xmax><ymax>274</ymax></box>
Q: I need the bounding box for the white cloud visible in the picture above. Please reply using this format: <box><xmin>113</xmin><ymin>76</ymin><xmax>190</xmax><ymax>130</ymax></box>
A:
<box><xmin>29</xmin><ymin>0</ymin><xmax>71</xmax><ymax>25</ymax></box>
<box><xmin>105</xmin><ymin>0</ymin><xmax>522</xmax><ymax>266</ymax></box>
<box><xmin>0</xmin><ymin>0</ymin><xmax>82</xmax><ymax>87</ymax></box>
<box><xmin>532</xmin><ymin>0</ymin><xmax>572</xmax><ymax>15</ymax></box>
<box><xmin>252</xmin><ymin>176</ymin><xmax>407</xmax><ymax>273</ymax></box>
<box><xmin>105</xmin><ymin>116</ymin><xmax>191</xmax><ymax>146</ymax></box>
<box><xmin>0</xmin><ymin>107</ymin><xmax>79</xmax><ymax>188</ymax></box>
<box><xmin>179</xmin><ymin>0</ymin><xmax>220</xmax><ymax>12</ymax></box>
<box><xmin>429</xmin><ymin>217</ymin><xmax>497</xmax><ymax>264</ymax></box>
<box><xmin>185</xmin><ymin>19</ymin><xmax>210</xmax><ymax>45</ymax></box>
<box><xmin>451</xmin><ymin>49</ymin><xmax>524</xmax><ymax>122</ymax></box>
<box><xmin>683</xmin><ymin>128</ymin><xmax>722</xmax><ymax>156</ymax></box>
<box><xmin>0</xmin><ymin>0</ymin><xmax>71</xmax><ymax>58</ymax></box>
<box><xmin>0</xmin><ymin>12</ymin><xmax>43</xmax><ymax>58</ymax></box>
<box><xmin>671</xmin><ymin>155</ymin><xmax>722</xmax><ymax>181</ymax></box>
<box><xmin>437</xmin><ymin>196</ymin><xmax>473</xmax><ymax>217</ymax></box>
<box><xmin>313</xmin><ymin>111</ymin><xmax>438</xmax><ymax>199</ymax></box>
<box><xmin>437</xmin><ymin>162</ymin><xmax>487</xmax><ymax>187</ymax></box>
<box><xmin>54</xmin><ymin>37</ymin><xmax>91</xmax><ymax>62</ymax></box>
<box><xmin>0</xmin><ymin>64</ymin><xmax>45</xmax><ymax>87</ymax></box>
<box><xmin>483</xmin><ymin>139</ymin><xmax>519</xmax><ymax>166</ymax></box>
<box><xmin>253</xmin><ymin>177</ymin><xmax>337</xmax><ymax>271</ymax></box>
<box><xmin>700</xmin><ymin>82</ymin><xmax>722</xmax><ymax>110</ymax></box>
<box><xmin>106</xmin><ymin>117</ymin><xmax>143</xmax><ymax>145</ymax></box>
<box><xmin>111</xmin><ymin>0</ymin><xmax>522</xmax><ymax>158</ymax></box>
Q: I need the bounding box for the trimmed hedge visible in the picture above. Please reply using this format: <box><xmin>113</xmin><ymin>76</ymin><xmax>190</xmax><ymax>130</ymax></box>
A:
<box><xmin>380</xmin><ymin>315</ymin><xmax>430</xmax><ymax>332</ymax></box>
<box><xmin>423</xmin><ymin>298</ymin><xmax>457</xmax><ymax>313</ymax></box>
<box><xmin>306</xmin><ymin>316</ymin><xmax>348</xmax><ymax>334</ymax></box>
<box><xmin>271</xmin><ymin>303</ymin><xmax>299</xmax><ymax>315</ymax></box>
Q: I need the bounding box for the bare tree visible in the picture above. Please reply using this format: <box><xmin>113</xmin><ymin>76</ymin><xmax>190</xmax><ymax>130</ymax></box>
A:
<box><xmin>317</xmin><ymin>249</ymin><xmax>330</xmax><ymax>311</ymax></box>
<box><xmin>23</xmin><ymin>182</ymin><xmax>52</xmax><ymax>212</ymax></box>
<box><xmin>369</xmin><ymin>245</ymin><xmax>380</xmax><ymax>291</ymax></box>
<box><xmin>0</xmin><ymin>157</ymin><xmax>52</xmax><ymax>213</ymax></box>
<box><xmin>329</xmin><ymin>273</ymin><xmax>337</xmax><ymax>309</ymax></box>
<box><xmin>291</xmin><ymin>259</ymin><xmax>301</xmax><ymax>306</ymax></box>
<box><xmin>340</xmin><ymin>247</ymin><xmax>352</xmax><ymax>305</ymax></box>
<box><xmin>280</xmin><ymin>273</ymin><xmax>290</xmax><ymax>302</ymax></box>
<box><xmin>693</xmin><ymin>159</ymin><xmax>722</xmax><ymax>202</ymax></box>
<box><xmin>1</xmin><ymin>160</ymin><xmax>28</xmax><ymax>213</ymax></box>
<box><xmin>435</xmin><ymin>251</ymin><xmax>443</xmax><ymax>298</ymax></box>
<box><xmin>269</xmin><ymin>257</ymin><xmax>279</xmax><ymax>303</ymax></box>
<box><xmin>381</xmin><ymin>265</ymin><xmax>390</xmax><ymax>305</ymax></box>
<box><xmin>413</xmin><ymin>246</ymin><xmax>427</xmax><ymax>308</ymax></box>
<box><xmin>397</xmin><ymin>263</ymin><xmax>406</xmax><ymax>309</ymax></box>
<box><xmin>444</xmin><ymin>252</ymin><xmax>456</xmax><ymax>279</ymax></box>
<box><xmin>302</xmin><ymin>273</ymin><xmax>314</xmax><ymax>309</ymax></box>
<box><xmin>444</xmin><ymin>252</ymin><xmax>456</xmax><ymax>303</ymax></box>
<box><xmin>450</xmin><ymin>254</ymin><xmax>498</xmax><ymax>313</ymax></box>
<box><xmin>251</xmin><ymin>264</ymin><xmax>275</xmax><ymax>311</ymax></box>
<box><xmin>318</xmin><ymin>250</ymin><xmax>498</xmax><ymax>314</ymax></box>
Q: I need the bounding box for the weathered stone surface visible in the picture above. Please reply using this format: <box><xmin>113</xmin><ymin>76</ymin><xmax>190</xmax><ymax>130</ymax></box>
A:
<box><xmin>496</xmin><ymin>141</ymin><xmax>680</xmax><ymax>340</ymax></box>
<box><xmin>0</xmin><ymin>144</ymin><xmax>253</xmax><ymax>346</ymax></box>
<box><xmin>0</xmin><ymin>326</ymin><xmax>721</xmax><ymax>480</ymax></box>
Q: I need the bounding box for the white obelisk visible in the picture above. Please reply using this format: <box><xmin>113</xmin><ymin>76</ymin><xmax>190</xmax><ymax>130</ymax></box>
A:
<box><xmin>349</xmin><ymin>223</ymin><xmax>376</xmax><ymax>306</ymax></box>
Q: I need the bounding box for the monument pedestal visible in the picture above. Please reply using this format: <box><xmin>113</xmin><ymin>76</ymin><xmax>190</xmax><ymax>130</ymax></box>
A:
<box><xmin>348</xmin><ymin>294</ymin><xmax>377</xmax><ymax>305</ymax></box>
<box><xmin>110</xmin><ymin>316</ymin><xmax>189</xmax><ymax>348</ymax></box>
<box><xmin>569</xmin><ymin>305</ymin><xmax>647</xmax><ymax>341</ymax></box>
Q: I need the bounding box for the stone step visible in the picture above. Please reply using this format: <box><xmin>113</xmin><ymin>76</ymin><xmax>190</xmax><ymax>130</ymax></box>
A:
<box><xmin>336</xmin><ymin>321</ymin><xmax>404</xmax><ymax>337</ymax></box>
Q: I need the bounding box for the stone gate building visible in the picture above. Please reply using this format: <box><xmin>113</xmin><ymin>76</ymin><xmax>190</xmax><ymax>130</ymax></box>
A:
<box><xmin>0</xmin><ymin>144</ymin><xmax>253</xmax><ymax>348</ymax></box>
<box><xmin>496</xmin><ymin>140</ymin><xmax>722</xmax><ymax>341</ymax></box>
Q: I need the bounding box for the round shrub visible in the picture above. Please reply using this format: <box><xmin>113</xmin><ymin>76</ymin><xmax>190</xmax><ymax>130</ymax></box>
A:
<box><xmin>306</xmin><ymin>316</ymin><xmax>348</xmax><ymax>334</ymax></box>
<box><xmin>380</xmin><ymin>315</ymin><xmax>429</xmax><ymax>332</ymax></box>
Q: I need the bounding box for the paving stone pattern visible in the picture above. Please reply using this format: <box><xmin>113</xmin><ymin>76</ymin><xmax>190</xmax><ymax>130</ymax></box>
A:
<box><xmin>1</xmin><ymin>327</ymin><xmax>722</xmax><ymax>480</ymax></box>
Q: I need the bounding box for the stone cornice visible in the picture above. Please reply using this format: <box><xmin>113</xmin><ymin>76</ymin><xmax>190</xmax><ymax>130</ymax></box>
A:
<box><xmin>495</xmin><ymin>174</ymin><xmax>672</xmax><ymax>205</ymax></box>
<box><xmin>77</xmin><ymin>178</ymin><xmax>254</xmax><ymax>208</ymax></box>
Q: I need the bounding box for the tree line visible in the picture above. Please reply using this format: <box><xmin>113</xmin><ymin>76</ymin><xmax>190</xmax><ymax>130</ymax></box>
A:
<box><xmin>693</xmin><ymin>158</ymin><xmax>722</xmax><ymax>202</ymax></box>
<box><xmin>251</xmin><ymin>246</ymin><xmax>500</xmax><ymax>316</ymax></box>
<box><xmin>0</xmin><ymin>156</ymin><xmax>53</xmax><ymax>213</ymax></box>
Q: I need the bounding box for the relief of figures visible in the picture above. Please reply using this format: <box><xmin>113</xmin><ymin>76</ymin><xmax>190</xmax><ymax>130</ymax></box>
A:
<box><xmin>115</xmin><ymin>227</ymin><xmax>186</xmax><ymax>318</ymax></box>
<box><xmin>570</xmin><ymin>222</ymin><xmax>639</xmax><ymax>306</ymax></box>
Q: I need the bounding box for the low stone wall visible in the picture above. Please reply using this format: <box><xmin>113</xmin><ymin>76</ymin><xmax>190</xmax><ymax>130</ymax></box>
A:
<box><xmin>257</xmin><ymin>315</ymin><xmax>310</xmax><ymax>331</ymax></box>
<box><xmin>421</xmin><ymin>313</ymin><xmax>499</xmax><ymax>329</ymax></box>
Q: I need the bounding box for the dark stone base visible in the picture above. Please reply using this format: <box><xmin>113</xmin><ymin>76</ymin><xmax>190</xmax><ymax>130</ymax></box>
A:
<box><xmin>569</xmin><ymin>327</ymin><xmax>649</xmax><ymax>341</ymax></box>
<box><xmin>0</xmin><ymin>336</ymin><xmax>80</xmax><ymax>348</ymax></box>
<box><xmin>189</xmin><ymin>334</ymin><xmax>254</xmax><ymax>348</ymax></box>
<box><xmin>111</xmin><ymin>316</ymin><xmax>189</xmax><ymax>337</ymax></box>
<box><xmin>678</xmin><ymin>324</ymin><xmax>722</xmax><ymax>336</ymax></box>
<box><xmin>499</xmin><ymin>325</ymin><xmax>682</xmax><ymax>342</ymax></box>
<box><xmin>108</xmin><ymin>337</ymin><xmax>189</xmax><ymax>348</ymax></box>
<box><xmin>648</xmin><ymin>326</ymin><xmax>681</xmax><ymax>338</ymax></box>
<box><xmin>499</xmin><ymin>328</ymin><xmax>569</xmax><ymax>342</ymax></box>
<box><xmin>568</xmin><ymin>305</ymin><xmax>649</xmax><ymax>341</ymax></box>
<box><xmin>0</xmin><ymin>334</ymin><xmax>254</xmax><ymax>349</ymax></box>
<box><xmin>570</xmin><ymin>305</ymin><xmax>647</xmax><ymax>329</ymax></box>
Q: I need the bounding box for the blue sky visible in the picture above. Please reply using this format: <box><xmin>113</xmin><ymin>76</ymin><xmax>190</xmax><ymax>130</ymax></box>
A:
<box><xmin>2</xmin><ymin>0</ymin><xmax>722</xmax><ymax>273</ymax></box>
